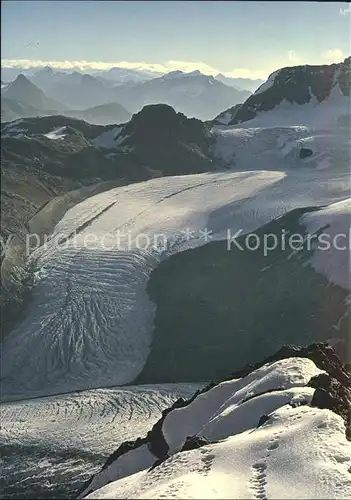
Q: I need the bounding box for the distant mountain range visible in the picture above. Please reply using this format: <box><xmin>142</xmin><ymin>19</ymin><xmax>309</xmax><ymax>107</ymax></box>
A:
<box><xmin>1</xmin><ymin>74</ymin><xmax>132</xmax><ymax>125</ymax></box>
<box><xmin>1</xmin><ymin>65</ymin><xmax>263</xmax><ymax>90</ymax></box>
<box><xmin>29</xmin><ymin>68</ymin><xmax>115</xmax><ymax>109</ymax></box>
<box><xmin>1</xmin><ymin>97</ymin><xmax>48</xmax><ymax>123</ymax></box>
<box><xmin>90</xmin><ymin>67</ymin><xmax>159</xmax><ymax>84</ymax></box>
<box><xmin>1</xmin><ymin>66</ymin><xmax>253</xmax><ymax>122</ymax></box>
<box><xmin>64</xmin><ymin>102</ymin><xmax>132</xmax><ymax>125</ymax></box>
<box><xmin>215</xmin><ymin>73</ymin><xmax>264</xmax><ymax>92</ymax></box>
<box><xmin>108</xmin><ymin>70</ymin><xmax>251</xmax><ymax>120</ymax></box>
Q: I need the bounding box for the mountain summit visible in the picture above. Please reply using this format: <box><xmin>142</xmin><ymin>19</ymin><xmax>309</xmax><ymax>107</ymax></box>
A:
<box><xmin>3</xmin><ymin>74</ymin><xmax>65</xmax><ymax>112</ymax></box>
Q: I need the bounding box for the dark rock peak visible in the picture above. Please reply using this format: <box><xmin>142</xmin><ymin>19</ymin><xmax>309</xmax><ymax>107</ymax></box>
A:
<box><xmin>309</xmin><ymin>372</ymin><xmax>351</xmax><ymax>440</ymax></box>
<box><xmin>128</xmin><ymin>104</ymin><xmax>180</xmax><ymax>126</ymax></box>
<box><xmin>181</xmin><ymin>435</ymin><xmax>211</xmax><ymax>452</ymax></box>
<box><xmin>12</xmin><ymin>73</ymin><xmax>31</xmax><ymax>85</ymax></box>
<box><xmin>4</xmin><ymin>74</ymin><xmax>52</xmax><ymax>108</ymax></box>
<box><xmin>6</xmin><ymin>74</ymin><xmax>46</xmax><ymax>98</ymax></box>
<box><xmin>299</xmin><ymin>148</ymin><xmax>313</xmax><ymax>159</ymax></box>
<box><xmin>123</xmin><ymin>104</ymin><xmax>207</xmax><ymax>139</ymax></box>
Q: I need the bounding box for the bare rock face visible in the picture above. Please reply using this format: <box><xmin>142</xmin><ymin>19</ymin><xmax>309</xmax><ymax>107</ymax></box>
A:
<box><xmin>309</xmin><ymin>372</ymin><xmax>351</xmax><ymax>440</ymax></box>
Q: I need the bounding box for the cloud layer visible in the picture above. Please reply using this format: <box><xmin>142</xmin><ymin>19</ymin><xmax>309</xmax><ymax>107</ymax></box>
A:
<box><xmin>321</xmin><ymin>49</ymin><xmax>345</xmax><ymax>63</ymax></box>
<box><xmin>1</xmin><ymin>58</ymin><xmax>268</xmax><ymax>78</ymax></box>
<box><xmin>1</xmin><ymin>50</ymin><xmax>347</xmax><ymax>80</ymax></box>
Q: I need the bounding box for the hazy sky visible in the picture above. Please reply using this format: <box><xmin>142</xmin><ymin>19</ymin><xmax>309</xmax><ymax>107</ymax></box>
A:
<box><xmin>2</xmin><ymin>1</ymin><xmax>350</xmax><ymax>79</ymax></box>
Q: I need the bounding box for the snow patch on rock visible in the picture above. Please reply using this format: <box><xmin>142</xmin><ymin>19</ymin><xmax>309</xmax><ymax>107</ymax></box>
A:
<box><xmin>44</xmin><ymin>126</ymin><xmax>67</xmax><ymax>140</ymax></box>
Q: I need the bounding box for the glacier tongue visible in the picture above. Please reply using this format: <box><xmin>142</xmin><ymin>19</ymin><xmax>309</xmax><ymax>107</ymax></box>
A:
<box><xmin>1</xmin><ymin>160</ymin><xmax>350</xmax><ymax>400</ymax></box>
<box><xmin>1</xmin><ymin>170</ymin><xmax>286</xmax><ymax>400</ymax></box>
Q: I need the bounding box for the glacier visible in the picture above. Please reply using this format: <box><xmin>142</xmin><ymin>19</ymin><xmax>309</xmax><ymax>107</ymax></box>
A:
<box><xmin>1</xmin><ymin>131</ymin><xmax>350</xmax><ymax>401</ymax></box>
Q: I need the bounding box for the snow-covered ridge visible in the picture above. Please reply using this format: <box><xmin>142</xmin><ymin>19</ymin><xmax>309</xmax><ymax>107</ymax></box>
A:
<box><xmin>81</xmin><ymin>344</ymin><xmax>351</xmax><ymax>499</ymax></box>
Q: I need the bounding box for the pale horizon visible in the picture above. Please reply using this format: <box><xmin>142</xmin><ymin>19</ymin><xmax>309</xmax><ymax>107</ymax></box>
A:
<box><xmin>1</xmin><ymin>52</ymin><xmax>349</xmax><ymax>81</ymax></box>
<box><xmin>2</xmin><ymin>1</ymin><xmax>350</xmax><ymax>80</ymax></box>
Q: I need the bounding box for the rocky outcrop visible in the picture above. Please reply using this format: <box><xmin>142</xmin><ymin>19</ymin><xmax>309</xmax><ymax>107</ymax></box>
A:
<box><xmin>309</xmin><ymin>372</ymin><xmax>351</xmax><ymax>440</ymax></box>
<box><xmin>299</xmin><ymin>148</ymin><xmax>313</xmax><ymax>159</ymax></box>
<box><xmin>181</xmin><ymin>435</ymin><xmax>211</xmax><ymax>452</ymax></box>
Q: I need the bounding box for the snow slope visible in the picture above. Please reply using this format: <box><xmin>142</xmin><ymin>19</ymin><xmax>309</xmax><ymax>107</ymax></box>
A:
<box><xmin>83</xmin><ymin>357</ymin><xmax>351</xmax><ymax>499</ymax></box>
<box><xmin>212</xmin><ymin>125</ymin><xmax>350</xmax><ymax>171</ymax></box>
<box><xmin>234</xmin><ymin>84</ymin><xmax>350</xmax><ymax>129</ymax></box>
<box><xmin>2</xmin><ymin>163</ymin><xmax>350</xmax><ymax>400</ymax></box>
<box><xmin>300</xmin><ymin>199</ymin><xmax>351</xmax><ymax>290</ymax></box>
<box><xmin>254</xmin><ymin>69</ymin><xmax>280</xmax><ymax>96</ymax></box>
<box><xmin>161</xmin><ymin>358</ymin><xmax>322</xmax><ymax>453</ymax></box>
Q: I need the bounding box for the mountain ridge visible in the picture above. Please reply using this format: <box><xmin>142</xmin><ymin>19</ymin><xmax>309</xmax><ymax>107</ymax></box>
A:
<box><xmin>225</xmin><ymin>57</ymin><xmax>350</xmax><ymax>126</ymax></box>
<box><xmin>2</xmin><ymin>68</ymin><xmax>252</xmax><ymax>121</ymax></box>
